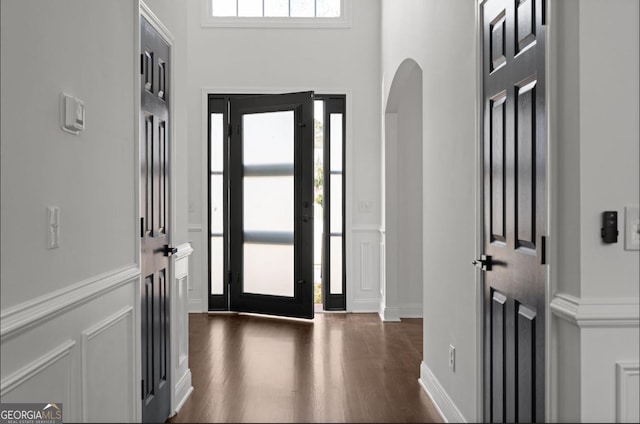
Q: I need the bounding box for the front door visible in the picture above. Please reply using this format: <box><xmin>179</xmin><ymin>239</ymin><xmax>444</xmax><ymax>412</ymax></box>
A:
<box><xmin>229</xmin><ymin>92</ymin><xmax>315</xmax><ymax>319</ymax></box>
<box><xmin>140</xmin><ymin>15</ymin><xmax>171</xmax><ymax>423</ymax></box>
<box><xmin>481</xmin><ymin>0</ymin><xmax>546</xmax><ymax>422</ymax></box>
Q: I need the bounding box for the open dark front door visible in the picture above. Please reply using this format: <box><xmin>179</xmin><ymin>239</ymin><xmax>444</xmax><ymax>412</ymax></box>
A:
<box><xmin>481</xmin><ymin>0</ymin><xmax>546</xmax><ymax>422</ymax></box>
<box><xmin>229</xmin><ymin>92</ymin><xmax>315</xmax><ymax>319</ymax></box>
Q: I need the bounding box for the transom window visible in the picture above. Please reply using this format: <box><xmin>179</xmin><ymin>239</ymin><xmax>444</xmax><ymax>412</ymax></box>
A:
<box><xmin>213</xmin><ymin>0</ymin><xmax>340</xmax><ymax>17</ymax></box>
<box><xmin>202</xmin><ymin>0</ymin><xmax>350</xmax><ymax>28</ymax></box>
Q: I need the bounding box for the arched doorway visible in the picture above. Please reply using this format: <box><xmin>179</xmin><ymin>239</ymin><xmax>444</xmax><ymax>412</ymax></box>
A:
<box><xmin>381</xmin><ymin>59</ymin><xmax>423</xmax><ymax>321</ymax></box>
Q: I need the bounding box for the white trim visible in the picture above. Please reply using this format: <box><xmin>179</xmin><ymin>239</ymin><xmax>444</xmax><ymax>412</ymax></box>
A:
<box><xmin>188</xmin><ymin>225</ymin><xmax>203</xmax><ymax>232</ymax></box>
<box><xmin>174</xmin><ymin>242</ymin><xmax>194</xmax><ymax>260</ymax></box>
<box><xmin>400</xmin><ymin>303</ymin><xmax>423</xmax><ymax>318</ymax></box>
<box><xmin>81</xmin><ymin>307</ymin><xmax>135</xmax><ymax>423</ymax></box>
<box><xmin>200</xmin><ymin>0</ymin><xmax>352</xmax><ymax>29</ymax></box>
<box><xmin>349</xmin><ymin>298</ymin><xmax>379</xmax><ymax>313</ymax></box>
<box><xmin>378</xmin><ymin>304</ymin><xmax>400</xmax><ymax>322</ymax></box>
<box><xmin>419</xmin><ymin>361</ymin><xmax>466</xmax><ymax>423</ymax></box>
<box><xmin>474</xmin><ymin>4</ymin><xmax>484</xmax><ymax>423</ymax></box>
<box><xmin>0</xmin><ymin>266</ymin><xmax>140</xmax><ymax>342</ymax></box>
<box><xmin>0</xmin><ymin>340</ymin><xmax>76</xmax><ymax>397</ymax></box>
<box><xmin>550</xmin><ymin>293</ymin><xmax>640</xmax><ymax>328</ymax></box>
<box><xmin>616</xmin><ymin>362</ymin><xmax>640</xmax><ymax>423</ymax></box>
<box><xmin>351</xmin><ymin>225</ymin><xmax>381</xmax><ymax>233</ymax></box>
<box><xmin>173</xmin><ymin>369</ymin><xmax>194</xmax><ymax>416</ymax></box>
<box><xmin>133</xmin><ymin>3</ymin><xmax>142</xmax><ymax>422</ymax></box>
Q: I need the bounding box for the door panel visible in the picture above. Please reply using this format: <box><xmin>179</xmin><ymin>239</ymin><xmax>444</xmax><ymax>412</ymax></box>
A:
<box><xmin>229</xmin><ymin>92</ymin><xmax>314</xmax><ymax>319</ymax></box>
<box><xmin>140</xmin><ymin>15</ymin><xmax>171</xmax><ymax>424</ymax></box>
<box><xmin>481</xmin><ymin>0</ymin><xmax>546</xmax><ymax>422</ymax></box>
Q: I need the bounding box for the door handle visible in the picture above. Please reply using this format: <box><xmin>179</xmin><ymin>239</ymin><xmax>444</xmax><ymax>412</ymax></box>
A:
<box><xmin>472</xmin><ymin>255</ymin><xmax>492</xmax><ymax>271</ymax></box>
<box><xmin>163</xmin><ymin>245</ymin><xmax>178</xmax><ymax>257</ymax></box>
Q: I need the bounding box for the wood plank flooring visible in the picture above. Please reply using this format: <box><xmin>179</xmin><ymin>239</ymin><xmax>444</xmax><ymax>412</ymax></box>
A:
<box><xmin>167</xmin><ymin>313</ymin><xmax>443</xmax><ymax>423</ymax></box>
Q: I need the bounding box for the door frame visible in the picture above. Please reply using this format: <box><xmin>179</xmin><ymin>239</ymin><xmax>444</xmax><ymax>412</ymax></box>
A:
<box><xmin>198</xmin><ymin>86</ymin><xmax>354</xmax><ymax>313</ymax></box>
<box><xmin>475</xmin><ymin>1</ymin><xmax>553</xmax><ymax>422</ymax></box>
<box><xmin>135</xmin><ymin>1</ymin><xmax>177</xmax><ymax>420</ymax></box>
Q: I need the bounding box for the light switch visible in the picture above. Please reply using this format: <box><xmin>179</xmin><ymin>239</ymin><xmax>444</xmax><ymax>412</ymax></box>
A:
<box><xmin>47</xmin><ymin>207</ymin><xmax>59</xmax><ymax>249</ymax></box>
<box><xmin>625</xmin><ymin>206</ymin><xmax>640</xmax><ymax>251</ymax></box>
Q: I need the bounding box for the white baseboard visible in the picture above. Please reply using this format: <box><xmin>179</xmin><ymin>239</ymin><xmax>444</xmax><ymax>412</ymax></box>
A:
<box><xmin>349</xmin><ymin>298</ymin><xmax>380</xmax><ymax>313</ymax></box>
<box><xmin>400</xmin><ymin>303</ymin><xmax>423</xmax><ymax>318</ymax></box>
<box><xmin>378</xmin><ymin>303</ymin><xmax>401</xmax><ymax>322</ymax></box>
<box><xmin>173</xmin><ymin>369</ymin><xmax>193</xmax><ymax>416</ymax></box>
<box><xmin>419</xmin><ymin>361</ymin><xmax>466</xmax><ymax>423</ymax></box>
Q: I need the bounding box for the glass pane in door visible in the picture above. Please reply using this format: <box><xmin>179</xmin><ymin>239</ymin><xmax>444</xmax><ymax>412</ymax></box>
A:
<box><xmin>243</xmin><ymin>244</ymin><xmax>294</xmax><ymax>296</ymax></box>
<box><xmin>242</xmin><ymin>111</ymin><xmax>296</xmax><ymax>298</ymax></box>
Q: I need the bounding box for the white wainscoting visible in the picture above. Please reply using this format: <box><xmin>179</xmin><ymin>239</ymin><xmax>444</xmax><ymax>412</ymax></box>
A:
<box><xmin>0</xmin><ymin>266</ymin><xmax>139</xmax><ymax>423</ymax></box>
<box><xmin>349</xmin><ymin>226</ymin><xmax>381</xmax><ymax>312</ymax></box>
<box><xmin>551</xmin><ymin>293</ymin><xmax>640</xmax><ymax>422</ymax></box>
<box><xmin>187</xmin><ymin>225</ymin><xmax>206</xmax><ymax>312</ymax></box>
<box><xmin>171</xmin><ymin>243</ymin><xmax>194</xmax><ymax>415</ymax></box>
<box><xmin>616</xmin><ymin>362</ymin><xmax>640</xmax><ymax>423</ymax></box>
<box><xmin>81</xmin><ymin>308</ymin><xmax>134</xmax><ymax>423</ymax></box>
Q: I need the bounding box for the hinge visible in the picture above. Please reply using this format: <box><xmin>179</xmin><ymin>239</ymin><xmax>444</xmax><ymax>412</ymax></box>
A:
<box><xmin>140</xmin><ymin>217</ymin><xmax>144</xmax><ymax>238</ymax></box>
<box><xmin>228</xmin><ymin>124</ymin><xmax>232</xmax><ymax>137</ymax></box>
<box><xmin>541</xmin><ymin>235</ymin><xmax>548</xmax><ymax>265</ymax></box>
<box><xmin>140</xmin><ymin>54</ymin><xmax>144</xmax><ymax>75</ymax></box>
<box><xmin>141</xmin><ymin>379</ymin><xmax>144</xmax><ymax>400</ymax></box>
<box><xmin>542</xmin><ymin>0</ymin><xmax>547</xmax><ymax>26</ymax></box>
<box><xmin>227</xmin><ymin>270</ymin><xmax>232</xmax><ymax>285</ymax></box>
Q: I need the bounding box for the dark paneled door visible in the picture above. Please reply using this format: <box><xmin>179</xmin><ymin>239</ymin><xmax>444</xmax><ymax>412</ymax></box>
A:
<box><xmin>228</xmin><ymin>92</ymin><xmax>315</xmax><ymax>319</ymax></box>
<box><xmin>140</xmin><ymin>16</ymin><xmax>171</xmax><ymax>424</ymax></box>
<box><xmin>481</xmin><ymin>0</ymin><xmax>546</xmax><ymax>422</ymax></box>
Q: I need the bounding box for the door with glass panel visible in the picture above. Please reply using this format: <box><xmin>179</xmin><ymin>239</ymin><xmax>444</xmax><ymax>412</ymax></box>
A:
<box><xmin>228</xmin><ymin>92</ymin><xmax>315</xmax><ymax>319</ymax></box>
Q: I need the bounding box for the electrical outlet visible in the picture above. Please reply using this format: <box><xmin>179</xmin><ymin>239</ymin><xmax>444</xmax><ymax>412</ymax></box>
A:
<box><xmin>449</xmin><ymin>345</ymin><xmax>455</xmax><ymax>371</ymax></box>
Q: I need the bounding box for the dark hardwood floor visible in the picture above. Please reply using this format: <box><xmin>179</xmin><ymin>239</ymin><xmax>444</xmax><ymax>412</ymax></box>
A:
<box><xmin>167</xmin><ymin>313</ymin><xmax>443</xmax><ymax>423</ymax></box>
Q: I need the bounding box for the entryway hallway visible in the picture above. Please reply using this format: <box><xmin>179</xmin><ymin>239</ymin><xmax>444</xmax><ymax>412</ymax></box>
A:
<box><xmin>167</xmin><ymin>314</ymin><xmax>443</xmax><ymax>423</ymax></box>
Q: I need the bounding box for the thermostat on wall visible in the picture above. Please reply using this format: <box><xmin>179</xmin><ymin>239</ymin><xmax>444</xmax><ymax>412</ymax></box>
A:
<box><xmin>61</xmin><ymin>93</ymin><xmax>85</xmax><ymax>134</ymax></box>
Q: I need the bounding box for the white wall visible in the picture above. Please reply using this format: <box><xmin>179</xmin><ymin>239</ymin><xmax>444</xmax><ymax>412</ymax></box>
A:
<box><xmin>381</xmin><ymin>1</ymin><xmax>479</xmax><ymax>420</ymax></box>
<box><xmin>185</xmin><ymin>0</ymin><xmax>382</xmax><ymax>312</ymax></box>
<box><xmin>0</xmin><ymin>0</ymin><xmax>136</xmax><ymax>310</ymax></box>
<box><xmin>382</xmin><ymin>59</ymin><xmax>423</xmax><ymax>320</ymax></box>
<box><xmin>396</xmin><ymin>65</ymin><xmax>423</xmax><ymax>317</ymax></box>
<box><xmin>550</xmin><ymin>0</ymin><xmax>640</xmax><ymax>422</ymax></box>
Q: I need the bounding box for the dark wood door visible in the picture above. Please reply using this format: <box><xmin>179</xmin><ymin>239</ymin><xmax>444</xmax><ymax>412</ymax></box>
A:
<box><xmin>140</xmin><ymin>16</ymin><xmax>171</xmax><ymax>424</ymax></box>
<box><xmin>229</xmin><ymin>92</ymin><xmax>315</xmax><ymax>319</ymax></box>
<box><xmin>481</xmin><ymin>0</ymin><xmax>546</xmax><ymax>422</ymax></box>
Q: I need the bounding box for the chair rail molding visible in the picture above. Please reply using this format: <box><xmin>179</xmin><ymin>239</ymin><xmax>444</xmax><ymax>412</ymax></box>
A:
<box><xmin>550</xmin><ymin>293</ymin><xmax>640</xmax><ymax>328</ymax></box>
<box><xmin>0</xmin><ymin>265</ymin><xmax>140</xmax><ymax>342</ymax></box>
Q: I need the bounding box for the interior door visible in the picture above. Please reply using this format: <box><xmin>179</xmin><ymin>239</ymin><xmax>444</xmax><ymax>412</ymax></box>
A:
<box><xmin>229</xmin><ymin>92</ymin><xmax>315</xmax><ymax>319</ymax></box>
<box><xmin>140</xmin><ymin>15</ymin><xmax>172</xmax><ymax>424</ymax></box>
<box><xmin>480</xmin><ymin>0</ymin><xmax>546</xmax><ymax>422</ymax></box>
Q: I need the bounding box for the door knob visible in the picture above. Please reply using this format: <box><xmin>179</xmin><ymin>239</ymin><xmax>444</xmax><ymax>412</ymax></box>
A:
<box><xmin>472</xmin><ymin>255</ymin><xmax>492</xmax><ymax>271</ymax></box>
<box><xmin>163</xmin><ymin>245</ymin><xmax>178</xmax><ymax>257</ymax></box>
